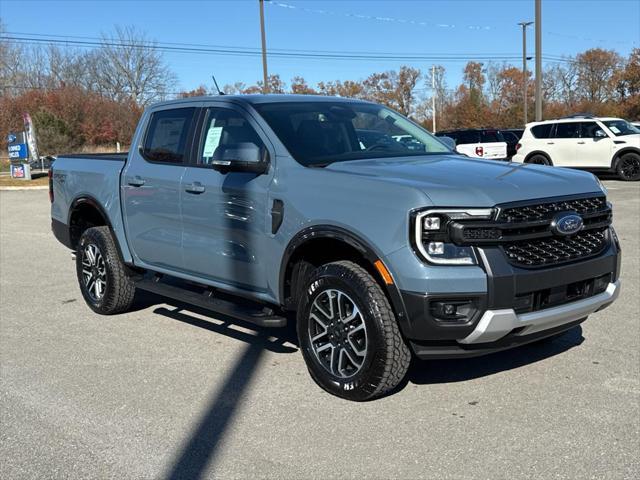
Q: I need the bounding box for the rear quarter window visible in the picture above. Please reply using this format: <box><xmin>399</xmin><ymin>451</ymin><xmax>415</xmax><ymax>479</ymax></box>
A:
<box><xmin>530</xmin><ymin>124</ymin><xmax>553</xmax><ymax>139</ymax></box>
<box><xmin>481</xmin><ymin>131</ymin><xmax>504</xmax><ymax>143</ymax></box>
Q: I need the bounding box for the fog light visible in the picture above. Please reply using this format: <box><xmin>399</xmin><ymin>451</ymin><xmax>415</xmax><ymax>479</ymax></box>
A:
<box><xmin>423</xmin><ymin>216</ymin><xmax>441</xmax><ymax>230</ymax></box>
<box><xmin>430</xmin><ymin>299</ymin><xmax>478</xmax><ymax>324</ymax></box>
<box><xmin>427</xmin><ymin>242</ymin><xmax>444</xmax><ymax>255</ymax></box>
<box><xmin>594</xmin><ymin>274</ymin><xmax>610</xmax><ymax>294</ymax></box>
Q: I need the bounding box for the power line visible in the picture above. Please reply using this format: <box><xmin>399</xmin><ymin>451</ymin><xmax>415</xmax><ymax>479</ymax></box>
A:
<box><xmin>1</xmin><ymin>35</ymin><xmax>546</xmax><ymax>63</ymax></box>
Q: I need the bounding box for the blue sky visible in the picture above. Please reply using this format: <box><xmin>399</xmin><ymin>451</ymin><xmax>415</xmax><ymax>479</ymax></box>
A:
<box><xmin>1</xmin><ymin>0</ymin><xmax>638</xmax><ymax>93</ymax></box>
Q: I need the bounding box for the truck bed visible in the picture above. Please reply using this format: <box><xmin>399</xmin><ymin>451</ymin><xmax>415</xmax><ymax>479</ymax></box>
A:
<box><xmin>50</xmin><ymin>153</ymin><xmax>132</xmax><ymax>262</ymax></box>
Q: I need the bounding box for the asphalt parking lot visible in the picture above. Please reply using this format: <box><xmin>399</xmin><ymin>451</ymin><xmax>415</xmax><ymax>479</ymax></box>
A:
<box><xmin>1</xmin><ymin>181</ymin><xmax>638</xmax><ymax>479</ymax></box>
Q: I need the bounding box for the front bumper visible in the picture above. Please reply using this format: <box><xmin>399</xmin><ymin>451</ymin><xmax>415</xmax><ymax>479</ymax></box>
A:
<box><xmin>398</xmin><ymin>238</ymin><xmax>621</xmax><ymax>359</ymax></box>
<box><xmin>459</xmin><ymin>280</ymin><xmax>619</xmax><ymax>344</ymax></box>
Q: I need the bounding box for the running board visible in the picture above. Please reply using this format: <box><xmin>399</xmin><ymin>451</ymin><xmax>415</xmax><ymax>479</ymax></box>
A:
<box><xmin>136</xmin><ymin>274</ymin><xmax>287</xmax><ymax>328</ymax></box>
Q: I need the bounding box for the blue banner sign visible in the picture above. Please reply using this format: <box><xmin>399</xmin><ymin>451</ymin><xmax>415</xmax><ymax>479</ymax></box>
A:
<box><xmin>8</xmin><ymin>143</ymin><xmax>28</xmax><ymax>159</ymax></box>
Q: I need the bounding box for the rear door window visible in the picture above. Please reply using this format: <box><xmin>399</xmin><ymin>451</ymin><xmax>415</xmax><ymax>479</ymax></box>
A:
<box><xmin>142</xmin><ymin>108</ymin><xmax>196</xmax><ymax>163</ymax></box>
<box><xmin>554</xmin><ymin>122</ymin><xmax>581</xmax><ymax>139</ymax></box>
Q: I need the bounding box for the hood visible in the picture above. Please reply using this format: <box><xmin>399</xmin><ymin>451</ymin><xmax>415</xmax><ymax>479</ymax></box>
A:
<box><xmin>325</xmin><ymin>154</ymin><xmax>603</xmax><ymax>206</ymax></box>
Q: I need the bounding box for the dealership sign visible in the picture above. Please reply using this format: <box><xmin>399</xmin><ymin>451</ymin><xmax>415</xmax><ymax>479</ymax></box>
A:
<box><xmin>8</xmin><ymin>143</ymin><xmax>28</xmax><ymax>159</ymax></box>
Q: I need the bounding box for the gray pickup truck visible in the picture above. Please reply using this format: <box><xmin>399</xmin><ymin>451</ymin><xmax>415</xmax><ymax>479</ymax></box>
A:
<box><xmin>51</xmin><ymin>95</ymin><xmax>621</xmax><ymax>400</ymax></box>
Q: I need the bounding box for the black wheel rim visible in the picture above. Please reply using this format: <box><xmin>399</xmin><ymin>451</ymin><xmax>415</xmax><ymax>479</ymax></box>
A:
<box><xmin>620</xmin><ymin>157</ymin><xmax>640</xmax><ymax>179</ymax></box>
<box><xmin>308</xmin><ymin>289</ymin><xmax>368</xmax><ymax>379</ymax></box>
<box><xmin>81</xmin><ymin>243</ymin><xmax>107</xmax><ymax>301</ymax></box>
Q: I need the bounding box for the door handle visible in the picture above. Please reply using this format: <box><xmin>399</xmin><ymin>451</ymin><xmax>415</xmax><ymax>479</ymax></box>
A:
<box><xmin>546</xmin><ymin>142</ymin><xmax>555</xmax><ymax>145</ymax></box>
<box><xmin>127</xmin><ymin>176</ymin><xmax>145</xmax><ymax>187</ymax></box>
<box><xmin>185</xmin><ymin>182</ymin><xmax>205</xmax><ymax>194</ymax></box>
<box><xmin>577</xmin><ymin>141</ymin><xmax>586</xmax><ymax>144</ymax></box>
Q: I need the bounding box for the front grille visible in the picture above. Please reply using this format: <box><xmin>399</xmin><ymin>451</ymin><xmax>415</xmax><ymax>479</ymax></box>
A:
<box><xmin>502</xmin><ymin>227</ymin><xmax>608</xmax><ymax>267</ymax></box>
<box><xmin>499</xmin><ymin>196</ymin><xmax>607</xmax><ymax>223</ymax></box>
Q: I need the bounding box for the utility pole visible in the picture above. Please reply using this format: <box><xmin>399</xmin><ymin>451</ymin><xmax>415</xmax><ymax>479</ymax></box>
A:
<box><xmin>535</xmin><ymin>0</ymin><xmax>542</xmax><ymax>120</ymax></box>
<box><xmin>431</xmin><ymin>65</ymin><xmax>436</xmax><ymax>133</ymax></box>
<box><xmin>259</xmin><ymin>0</ymin><xmax>269</xmax><ymax>94</ymax></box>
<box><xmin>518</xmin><ymin>21</ymin><xmax>533</xmax><ymax>125</ymax></box>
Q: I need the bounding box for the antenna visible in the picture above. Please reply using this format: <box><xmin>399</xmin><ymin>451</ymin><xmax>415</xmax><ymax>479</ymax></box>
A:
<box><xmin>211</xmin><ymin>75</ymin><xmax>225</xmax><ymax>95</ymax></box>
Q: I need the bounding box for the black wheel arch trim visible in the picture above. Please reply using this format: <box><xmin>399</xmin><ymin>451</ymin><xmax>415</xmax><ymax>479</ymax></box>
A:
<box><xmin>279</xmin><ymin>225</ymin><xmax>411</xmax><ymax>333</ymax></box>
<box><xmin>611</xmin><ymin>147</ymin><xmax>640</xmax><ymax>169</ymax></box>
<box><xmin>67</xmin><ymin>195</ymin><xmax>128</xmax><ymax>264</ymax></box>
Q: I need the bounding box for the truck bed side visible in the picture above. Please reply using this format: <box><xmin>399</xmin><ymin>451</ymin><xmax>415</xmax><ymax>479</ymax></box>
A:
<box><xmin>51</xmin><ymin>154</ymin><xmax>133</xmax><ymax>263</ymax></box>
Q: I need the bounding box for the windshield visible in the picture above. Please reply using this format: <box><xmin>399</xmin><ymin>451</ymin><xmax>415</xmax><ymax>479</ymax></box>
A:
<box><xmin>603</xmin><ymin>120</ymin><xmax>640</xmax><ymax>136</ymax></box>
<box><xmin>254</xmin><ymin>101</ymin><xmax>451</xmax><ymax>166</ymax></box>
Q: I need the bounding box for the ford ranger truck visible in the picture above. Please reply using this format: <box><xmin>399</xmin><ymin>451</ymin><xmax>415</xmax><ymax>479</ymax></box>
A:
<box><xmin>50</xmin><ymin>95</ymin><xmax>621</xmax><ymax>401</ymax></box>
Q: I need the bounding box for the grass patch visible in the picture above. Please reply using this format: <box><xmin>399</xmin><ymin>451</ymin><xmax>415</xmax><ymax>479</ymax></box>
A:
<box><xmin>0</xmin><ymin>175</ymin><xmax>49</xmax><ymax>187</ymax></box>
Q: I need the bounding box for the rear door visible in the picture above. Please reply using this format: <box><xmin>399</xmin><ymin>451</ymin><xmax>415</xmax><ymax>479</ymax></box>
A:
<box><xmin>121</xmin><ymin>106</ymin><xmax>197</xmax><ymax>271</ymax></box>
<box><xmin>549</xmin><ymin>122</ymin><xmax>581</xmax><ymax>166</ymax></box>
<box><xmin>180</xmin><ymin>104</ymin><xmax>274</xmax><ymax>293</ymax></box>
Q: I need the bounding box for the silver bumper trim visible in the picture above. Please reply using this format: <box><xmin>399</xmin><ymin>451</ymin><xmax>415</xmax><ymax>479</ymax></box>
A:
<box><xmin>458</xmin><ymin>281</ymin><xmax>620</xmax><ymax>344</ymax></box>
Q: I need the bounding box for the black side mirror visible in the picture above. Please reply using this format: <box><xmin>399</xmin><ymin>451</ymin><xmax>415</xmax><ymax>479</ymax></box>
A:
<box><xmin>211</xmin><ymin>143</ymin><xmax>269</xmax><ymax>174</ymax></box>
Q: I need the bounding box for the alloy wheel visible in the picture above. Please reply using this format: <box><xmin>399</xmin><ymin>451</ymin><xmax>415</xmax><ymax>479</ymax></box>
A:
<box><xmin>81</xmin><ymin>243</ymin><xmax>107</xmax><ymax>302</ymax></box>
<box><xmin>620</xmin><ymin>156</ymin><xmax>640</xmax><ymax>180</ymax></box>
<box><xmin>308</xmin><ymin>289</ymin><xmax>368</xmax><ymax>378</ymax></box>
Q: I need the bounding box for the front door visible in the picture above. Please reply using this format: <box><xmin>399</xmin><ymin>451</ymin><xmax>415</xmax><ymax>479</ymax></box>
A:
<box><xmin>578</xmin><ymin>121</ymin><xmax>614</xmax><ymax>168</ymax></box>
<box><xmin>180</xmin><ymin>105</ymin><xmax>274</xmax><ymax>293</ymax></box>
<box><xmin>122</xmin><ymin>106</ymin><xmax>196</xmax><ymax>271</ymax></box>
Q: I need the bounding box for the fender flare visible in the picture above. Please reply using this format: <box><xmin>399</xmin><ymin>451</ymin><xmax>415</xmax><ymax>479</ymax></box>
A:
<box><xmin>67</xmin><ymin>195</ymin><xmax>128</xmax><ymax>263</ymax></box>
<box><xmin>611</xmin><ymin>146</ymin><xmax>640</xmax><ymax>169</ymax></box>
<box><xmin>279</xmin><ymin>225</ymin><xmax>410</xmax><ymax>329</ymax></box>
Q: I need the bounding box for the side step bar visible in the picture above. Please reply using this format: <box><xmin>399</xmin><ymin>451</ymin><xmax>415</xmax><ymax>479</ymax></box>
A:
<box><xmin>136</xmin><ymin>274</ymin><xmax>287</xmax><ymax>328</ymax></box>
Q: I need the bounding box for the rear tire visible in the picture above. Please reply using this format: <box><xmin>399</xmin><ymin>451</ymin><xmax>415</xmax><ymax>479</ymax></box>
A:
<box><xmin>526</xmin><ymin>154</ymin><xmax>552</xmax><ymax>166</ymax></box>
<box><xmin>76</xmin><ymin>226</ymin><xmax>136</xmax><ymax>315</ymax></box>
<box><xmin>297</xmin><ymin>261</ymin><xmax>411</xmax><ymax>401</ymax></box>
<box><xmin>616</xmin><ymin>152</ymin><xmax>640</xmax><ymax>181</ymax></box>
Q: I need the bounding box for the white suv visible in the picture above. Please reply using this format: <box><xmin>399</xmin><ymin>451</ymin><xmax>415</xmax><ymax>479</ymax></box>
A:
<box><xmin>512</xmin><ymin>116</ymin><xmax>640</xmax><ymax>181</ymax></box>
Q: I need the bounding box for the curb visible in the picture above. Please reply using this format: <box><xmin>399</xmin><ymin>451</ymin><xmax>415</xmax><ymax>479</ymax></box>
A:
<box><xmin>0</xmin><ymin>186</ymin><xmax>49</xmax><ymax>191</ymax></box>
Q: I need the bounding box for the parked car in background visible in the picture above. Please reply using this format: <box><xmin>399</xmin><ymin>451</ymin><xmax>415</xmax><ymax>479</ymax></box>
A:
<box><xmin>51</xmin><ymin>95</ymin><xmax>621</xmax><ymax>400</ymax></box>
<box><xmin>631</xmin><ymin>121</ymin><xmax>640</xmax><ymax>129</ymax></box>
<box><xmin>435</xmin><ymin>129</ymin><xmax>508</xmax><ymax>160</ymax></box>
<box><xmin>512</xmin><ymin>115</ymin><xmax>640</xmax><ymax>181</ymax></box>
<box><xmin>501</xmin><ymin>129</ymin><xmax>524</xmax><ymax>158</ymax></box>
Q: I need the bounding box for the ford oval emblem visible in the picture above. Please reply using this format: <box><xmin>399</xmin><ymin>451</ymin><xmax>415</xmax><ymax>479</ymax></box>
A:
<box><xmin>7</xmin><ymin>134</ymin><xmax>16</xmax><ymax>143</ymax></box>
<box><xmin>551</xmin><ymin>213</ymin><xmax>583</xmax><ymax>236</ymax></box>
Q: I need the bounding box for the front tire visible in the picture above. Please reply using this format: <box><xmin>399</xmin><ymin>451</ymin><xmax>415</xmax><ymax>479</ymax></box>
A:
<box><xmin>616</xmin><ymin>153</ymin><xmax>640</xmax><ymax>181</ymax></box>
<box><xmin>297</xmin><ymin>261</ymin><xmax>411</xmax><ymax>401</ymax></box>
<box><xmin>76</xmin><ymin>226</ymin><xmax>136</xmax><ymax>315</ymax></box>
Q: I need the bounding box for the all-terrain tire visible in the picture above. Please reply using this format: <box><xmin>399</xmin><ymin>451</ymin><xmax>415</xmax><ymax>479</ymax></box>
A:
<box><xmin>76</xmin><ymin>226</ymin><xmax>136</xmax><ymax>315</ymax></box>
<box><xmin>297</xmin><ymin>261</ymin><xmax>411</xmax><ymax>401</ymax></box>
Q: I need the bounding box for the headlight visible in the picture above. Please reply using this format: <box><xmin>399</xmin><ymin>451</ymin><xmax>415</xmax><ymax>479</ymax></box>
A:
<box><xmin>412</xmin><ymin>208</ymin><xmax>495</xmax><ymax>265</ymax></box>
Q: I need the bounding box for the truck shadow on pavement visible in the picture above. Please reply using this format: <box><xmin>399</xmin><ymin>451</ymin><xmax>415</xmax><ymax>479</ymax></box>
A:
<box><xmin>407</xmin><ymin>325</ymin><xmax>584</xmax><ymax>385</ymax></box>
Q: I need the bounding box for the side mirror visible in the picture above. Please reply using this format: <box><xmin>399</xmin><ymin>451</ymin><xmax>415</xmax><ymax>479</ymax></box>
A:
<box><xmin>211</xmin><ymin>143</ymin><xmax>269</xmax><ymax>174</ymax></box>
<box><xmin>594</xmin><ymin>129</ymin><xmax>607</xmax><ymax>139</ymax></box>
<box><xmin>439</xmin><ymin>136</ymin><xmax>456</xmax><ymax>150</ymax></box>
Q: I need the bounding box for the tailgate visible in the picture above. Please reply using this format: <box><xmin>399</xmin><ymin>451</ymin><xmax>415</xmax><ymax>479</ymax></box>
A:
<box><xmin>457</xmin><ymin>142</ymin><xmax>507</xmax><ymax>159</ymax></box>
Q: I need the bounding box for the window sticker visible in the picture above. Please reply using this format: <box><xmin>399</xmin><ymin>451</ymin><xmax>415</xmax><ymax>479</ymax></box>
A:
<box><xmin>609</xmin><ymin>125</ymin><xmax>621</xmax><ymax>134</ymax></box>
<box><xmin>203</xmin><ymin>126</ymin><xmax>223</xmax><ymax>157</ymax></box>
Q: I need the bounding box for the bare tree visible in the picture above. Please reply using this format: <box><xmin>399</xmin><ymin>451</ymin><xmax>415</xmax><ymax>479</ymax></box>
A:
<box><xmin>90</xmin><ymin>26</ymin><xmax>177</xmax><ymax>105</ymax></box>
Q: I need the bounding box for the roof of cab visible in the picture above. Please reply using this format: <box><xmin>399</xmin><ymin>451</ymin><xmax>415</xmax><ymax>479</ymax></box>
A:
<box><xmin>149</xmin><ymin>94</ymin><xmax>372</xmax><ymax>109</ymax></box>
